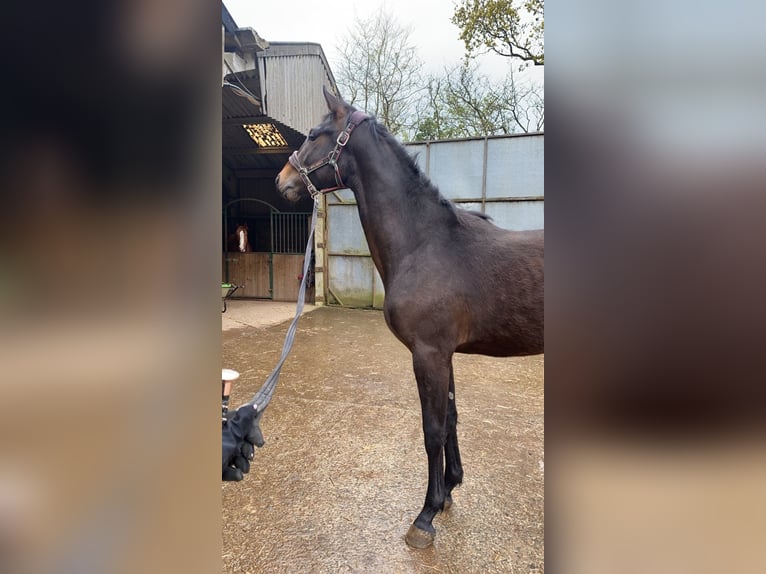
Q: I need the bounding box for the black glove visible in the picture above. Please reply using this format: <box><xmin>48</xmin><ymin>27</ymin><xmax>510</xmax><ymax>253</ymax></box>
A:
<box><xmin>222</xmin><ymin>404</ymin><xmax>265</xmax><ymax>481</ymax></box>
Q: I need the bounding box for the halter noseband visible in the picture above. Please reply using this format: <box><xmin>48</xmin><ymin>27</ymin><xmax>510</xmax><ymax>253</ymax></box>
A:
<box><xmin>288</xmin><ymin>110</ymin><xmax>370</xmax><ymax>200</ymax></box>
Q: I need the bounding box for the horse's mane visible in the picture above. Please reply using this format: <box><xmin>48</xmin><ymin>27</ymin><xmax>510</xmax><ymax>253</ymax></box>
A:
<box><xmin>364</xmin><ymin>116</ymin><xmax>460</xmax><ymax>218</ymax></box>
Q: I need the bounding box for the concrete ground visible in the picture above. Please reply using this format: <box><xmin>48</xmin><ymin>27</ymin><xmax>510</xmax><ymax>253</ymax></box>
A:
<box><xmin>222</xmin><ymin>299</ymin><xmax>317</xmax><ymax>331</ymax></box>
<box><xmin>222</xmin><ymin>302</ymin><xmax>544</xmax><ymax>573</ymax></box>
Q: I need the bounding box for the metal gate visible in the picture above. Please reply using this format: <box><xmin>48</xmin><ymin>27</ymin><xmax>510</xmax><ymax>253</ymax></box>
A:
<box><xmin>321</xmin><ymin>132</ymin><xmax>544</xmax><ymax>308</ymax></box>
<box><xmin>223</xmin><ymin>198</ymin><xmax>313</xmax><ymax>301</ymax></box>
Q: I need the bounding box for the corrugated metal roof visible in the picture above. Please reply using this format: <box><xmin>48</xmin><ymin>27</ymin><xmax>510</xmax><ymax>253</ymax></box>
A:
<box><xmin>222</xmin><ymin>81</ymin><xmax>262</xmax><ymax>118</ymax></box>
<box><xmin>221</xmin><ymin>39</ymin><xmax>338</xmax><ymax>174</ymax></box>
<box><xmin>222</xmin><ymin>84</ymin><xmax>305</xmax><ymax>173</ymax></box>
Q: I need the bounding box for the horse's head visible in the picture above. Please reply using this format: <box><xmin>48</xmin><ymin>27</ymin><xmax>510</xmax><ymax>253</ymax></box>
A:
<box><xmin>236</xmin><ymin>224</ymin><xmax>248</xmax><ymax>252</ymax></box>
<box><xmin>276</xmin><ymin>86</ymin><xmax>368</xmax><ymax>201</ymax></box>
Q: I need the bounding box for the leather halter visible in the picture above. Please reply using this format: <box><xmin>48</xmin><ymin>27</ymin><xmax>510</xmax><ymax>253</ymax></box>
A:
<box><xmin>288</xmin><ymin>110</ymin><xmax>370</xmax><ymax>200</ymax></box>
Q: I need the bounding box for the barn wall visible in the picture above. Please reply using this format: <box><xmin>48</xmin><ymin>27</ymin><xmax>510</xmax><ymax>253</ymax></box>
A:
<box><xmin>324</xmin><ymin>133</ymin><xmax>544</xmax><ymax>308</ymax></box>
<box><xmin>224</xmin><ymin>253</ymin><xmax>270</xmax><ymax>298</ymax></box>
<box><xmin>272</xmin><ymin>254</ymin><xmax>305</xmax><ymax>301</ymax></box>
<box><xmin>222</xmin><ymin>253</ymin><xmax>312</xmax><ymax>302</ymax></box>
<box><xmin>258</xmin><ymin>43</ymin><xmax>337</xmax><ymax>135</ymax></box>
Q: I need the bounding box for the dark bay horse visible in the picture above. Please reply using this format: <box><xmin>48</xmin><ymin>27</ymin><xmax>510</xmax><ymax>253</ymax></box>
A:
<box><xmin>276</xmin><ymin>87</ymin><xmax>544</xmax><ymax>548</ymax></box>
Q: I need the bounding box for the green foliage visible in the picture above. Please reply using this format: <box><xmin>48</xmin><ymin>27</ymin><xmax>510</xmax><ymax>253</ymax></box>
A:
<box><xmin>411</xmin><ymin>76</ymin><xmax>466</xmax><ymax>141</ymax></box>
<box><xmin>452</xmin><ymin>0</ymin><xmax>544</xmax><ymax>65</ymax></box>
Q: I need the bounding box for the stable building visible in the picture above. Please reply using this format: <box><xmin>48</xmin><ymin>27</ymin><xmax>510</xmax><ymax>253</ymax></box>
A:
<box><xmin>222</xmin><ymin>4</ymin><xmax>337</xmax><ymax>302</ymax></box>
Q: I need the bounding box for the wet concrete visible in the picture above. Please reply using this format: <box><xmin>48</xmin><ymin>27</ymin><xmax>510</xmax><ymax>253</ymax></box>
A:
<box><xmin>222</xmin><ymin>306</ymin><xmax>544</xmax><ymax>573</ymax></box>
<box><xmin>222</xmin><ymin>299</ymin><xmax>317</xmax><ymax>332</ymax></box>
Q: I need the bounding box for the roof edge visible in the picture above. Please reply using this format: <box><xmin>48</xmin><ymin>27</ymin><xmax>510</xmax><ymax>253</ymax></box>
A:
<box><xmin>222</xmin><ymin>3</ymin><xmax>238</xmax><ymax>34</ymax></box>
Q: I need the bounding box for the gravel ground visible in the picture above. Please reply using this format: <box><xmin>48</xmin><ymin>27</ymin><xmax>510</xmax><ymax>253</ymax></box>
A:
<box><xmin>222</xmin><ymin>305</ymin><xmax>544</xmax><ymax>574</ymax></box>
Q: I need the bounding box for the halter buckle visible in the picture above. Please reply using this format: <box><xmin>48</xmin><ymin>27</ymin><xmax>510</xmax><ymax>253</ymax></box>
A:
<box><xmin>336</xmin><ymin>130</ymin><xmax>351</xmax><ymax>147</ymax></box>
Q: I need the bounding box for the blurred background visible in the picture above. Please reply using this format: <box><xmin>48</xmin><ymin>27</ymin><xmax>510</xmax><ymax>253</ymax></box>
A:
<box><xmin>546</xmin><ymin>1</ymin><xmax>766</xmax><ymax>572</ymax></box>
<box><xmin>0</xmin><ymin>1</ymin><xmax>221</xmax><ymax>573</ymax></box>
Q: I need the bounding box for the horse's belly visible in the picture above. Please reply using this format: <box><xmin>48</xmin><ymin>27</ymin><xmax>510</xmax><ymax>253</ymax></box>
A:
<box><xmin>456</xmin><ymin>338</ymin><xmax>543</xmax><ymax>357</ymax></box>
<box><xmin>457</xmin><ymin>320</ymin><xmax>544</xmax><ymax>357</ymax></box>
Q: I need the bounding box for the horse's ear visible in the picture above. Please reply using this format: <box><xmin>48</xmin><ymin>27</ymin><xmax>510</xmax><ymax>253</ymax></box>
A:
<box><xmin>323</xmin><ymin>85</ymin><xmax>344</xmax><ymax>114</ymax></box>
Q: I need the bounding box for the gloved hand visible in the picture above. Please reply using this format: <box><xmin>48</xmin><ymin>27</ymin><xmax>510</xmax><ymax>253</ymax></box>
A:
<box><xmin>222</xmin><ymin>404</ymin><xmax>265</xmax><ymax>481</ymax></box>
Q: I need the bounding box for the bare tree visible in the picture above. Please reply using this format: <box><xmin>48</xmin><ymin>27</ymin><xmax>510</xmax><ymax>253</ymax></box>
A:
<box><xmin>334</xmin><ymin>8</ymin><xmax>424</xmax><ymax>137</ymax></box>
<box><xmin>333</xmin><ymin>7</ymin><xmax>542</xmax><ymax>141</ymax></box>
<box><xmin>410</xmin><ymin>62</ymin><xmax>543</xmax><ymax>140</ymax></box>
<box><xmin>499</xmin><ymin>66</ymin><xmax>545</xmax><ymax>132</ymax></box>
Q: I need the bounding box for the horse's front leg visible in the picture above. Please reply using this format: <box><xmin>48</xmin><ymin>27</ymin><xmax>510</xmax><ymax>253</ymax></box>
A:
<box><xmin>405</xmin><ymin>346</ymin><xmax>452</xmax><ymax>549</ymax></box>
<box><xmin>443</xmin><ymin>362</ymin><xmax>463</xmax><ymax>510</ymax></box>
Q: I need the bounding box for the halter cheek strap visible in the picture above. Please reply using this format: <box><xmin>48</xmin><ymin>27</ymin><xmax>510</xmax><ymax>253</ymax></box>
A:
<box><xmin>288</xmin><ymin>110</ymin><xmax>370</xmax><ymax>199</ymax></box>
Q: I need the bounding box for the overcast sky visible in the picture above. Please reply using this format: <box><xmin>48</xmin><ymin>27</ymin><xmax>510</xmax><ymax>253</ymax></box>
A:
<box><xmin>224</xmin><ymin>0</ymin><xmax>542</xmax><ymax>85</ymax></box>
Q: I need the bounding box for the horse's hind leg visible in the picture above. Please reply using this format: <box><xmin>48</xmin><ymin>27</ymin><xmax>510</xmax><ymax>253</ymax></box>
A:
<box><xmin>405</xmin><ymin>346</ymin><xmax>451</xmax><ymax>549</ymax></box>
<box><xmin>443</xmin><ymin>362</ymin><xmax>463</xmax><ymax>510</ymax></box>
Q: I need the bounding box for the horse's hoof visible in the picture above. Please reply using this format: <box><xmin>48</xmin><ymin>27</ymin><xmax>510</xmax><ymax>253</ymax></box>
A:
<box><xmin>405</xmin><ymin>524</ymin><xmax>435</xmax><ymax>548</ymax></box>
<box><xmin>443</xmin><ymin>495</ymin><xmax>453</xmax><ymax>511</ymax></box>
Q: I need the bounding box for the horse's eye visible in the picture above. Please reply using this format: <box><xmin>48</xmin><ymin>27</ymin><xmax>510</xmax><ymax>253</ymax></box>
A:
<box><xmin>308</xmin><ymin>129</ymin><xmax>318</xmax><ymax>141</ymax></box>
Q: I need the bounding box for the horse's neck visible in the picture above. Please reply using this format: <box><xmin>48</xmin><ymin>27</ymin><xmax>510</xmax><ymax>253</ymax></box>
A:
<box><xmin>348</xmin><ymin>140</ymin><xmax>449</xmax><ymax>284</ymax></box>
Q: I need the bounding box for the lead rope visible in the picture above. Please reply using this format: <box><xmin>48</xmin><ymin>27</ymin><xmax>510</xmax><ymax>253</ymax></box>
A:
<box><xmin>243</xmin><ymin>197</ymin><xmax>319</xmax><ymax>413</ymax></box>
